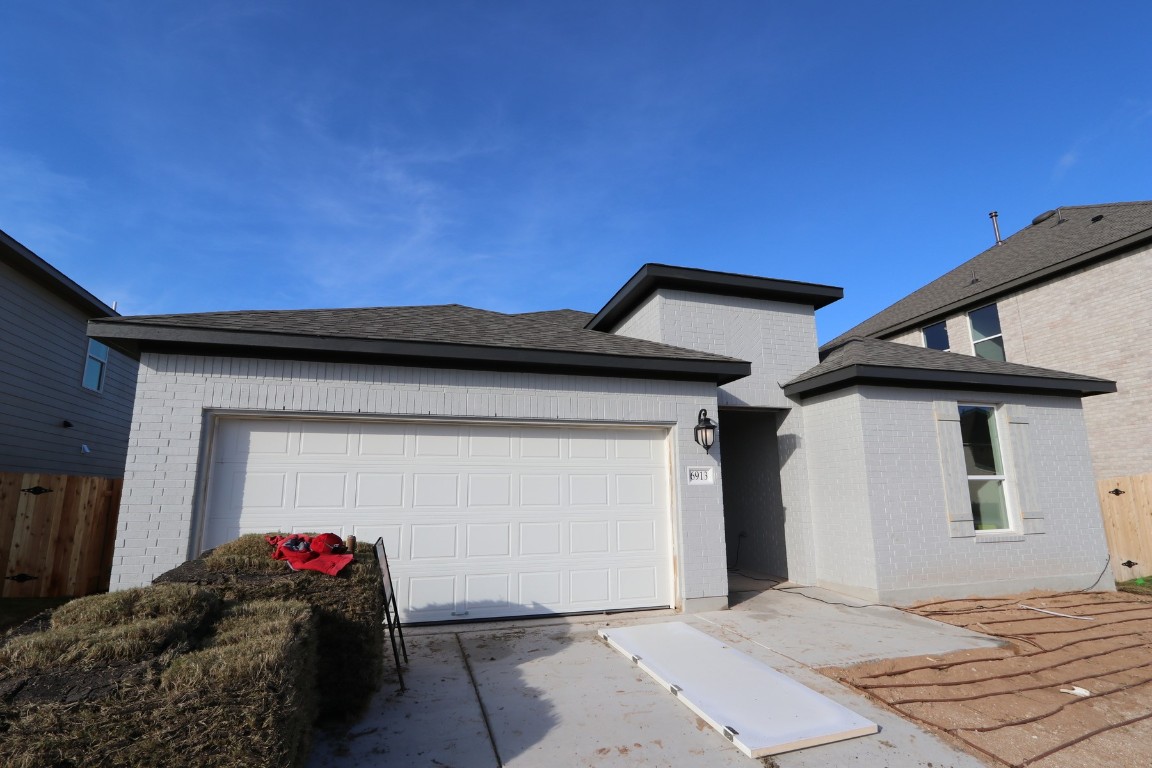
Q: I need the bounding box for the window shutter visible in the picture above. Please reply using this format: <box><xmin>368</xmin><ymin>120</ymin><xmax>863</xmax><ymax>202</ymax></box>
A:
<box><xmin>934</xmin><ymin>401</ymin><xmax>975</xmax><ymax>538</ymax></box>
<box><xmin>1005</xmin><ymin>404</ymin><xmax>1043</xmax><ymax>535</ymax></box>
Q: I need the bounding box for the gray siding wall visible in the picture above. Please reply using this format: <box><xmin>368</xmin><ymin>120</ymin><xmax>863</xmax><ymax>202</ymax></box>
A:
<box><xmin>800</xmin><ymin>384</ymin><xmax>1113</xmax><ymax>603</ymax></box>
<box><xmin>110</xmin><ymin>353</ymin><xmax>729</xmax><ymax>611</ymax></box>
<box><xmin>0</xmin><ymin>260</ymin><xmax>137</xmax><ymax>477</ymax></box>
<box><xmin>888</xmin><ymin>242</ymin><xmax>1152</xmax><ymax>480</ymax></box>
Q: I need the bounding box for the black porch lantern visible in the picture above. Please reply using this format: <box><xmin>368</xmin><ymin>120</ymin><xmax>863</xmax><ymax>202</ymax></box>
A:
<box><xmin>693</xmin><ymin>409</ymin><xmax>717</xmax><ymax>453</ymax></box>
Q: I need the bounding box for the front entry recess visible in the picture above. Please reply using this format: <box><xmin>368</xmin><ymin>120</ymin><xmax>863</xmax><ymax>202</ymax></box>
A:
<box><xmin>598</xmin><ymin>623</ymin><xmax>877</xmax><ymax>758</ymax></box>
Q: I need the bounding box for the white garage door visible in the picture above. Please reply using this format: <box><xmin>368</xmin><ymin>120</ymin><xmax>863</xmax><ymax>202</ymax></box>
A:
<box><xmin>202</xmin><ymin>418</ymin><xmax>674</xmax><ymax>622</ymax></box>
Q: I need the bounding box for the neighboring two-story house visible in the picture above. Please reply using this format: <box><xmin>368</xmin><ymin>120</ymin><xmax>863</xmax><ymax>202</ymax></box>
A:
<box><xmin>0</xmin><ymin>229</ymin><xmax>138</xmax><ymax>477</ymax></box>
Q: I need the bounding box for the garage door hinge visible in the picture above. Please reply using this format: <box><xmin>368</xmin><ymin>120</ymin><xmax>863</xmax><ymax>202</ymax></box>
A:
<box><xmin>670</xmin><ymin>684</ymin><xmax>682</xmax><ymax>697</ymax></box>
<box><xmin>631</xmin><ymin>654</ymin><xmax>641</xmax><ymax>664</ymax></box>
<box><xmin>722</xmin><ymin>726</ymin><xmax>739</xmax><ymax>741</ymax></box>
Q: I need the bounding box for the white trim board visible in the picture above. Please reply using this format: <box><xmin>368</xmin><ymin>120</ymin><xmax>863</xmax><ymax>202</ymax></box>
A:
<box><xmin>598</xmin><ymin>623</ymin><xmax>877</xmax><ymax>759</ymax></box>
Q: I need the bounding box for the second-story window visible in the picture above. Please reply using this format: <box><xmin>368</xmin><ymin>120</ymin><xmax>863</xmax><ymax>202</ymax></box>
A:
<box><xmin>968</xmin><ymin>304</ymin><xmax>1004</xmax><ymax>361</ymax></box>
<box><xmin>923</xmin><ymin>321</ymin><xmax>950</xmax><ymax>351</ymax></box>
<box><xmin>82</xmin><ymin>339</ymin><xmax>109</xmax><ymax>392</ymax></box>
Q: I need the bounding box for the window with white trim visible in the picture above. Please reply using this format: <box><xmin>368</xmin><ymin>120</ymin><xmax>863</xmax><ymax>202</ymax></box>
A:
<box><xmin>923</xmin><ymin>321</ymin><xmax>950</xmax><ymax>351</ymax></box>
<box><xmin>82</xmin><ymin>340</ymin><xmax>109</xmax><ymax>392</ymax></box>
<box><xmin>968</xmin><ymin>304</ymin><xmax>1004</xmax><ymax>361</ymax></box>
<box><xmin>959</xmin><ymin>404</ymin><xmax>1011</xmax><ymax>531</ymax></box>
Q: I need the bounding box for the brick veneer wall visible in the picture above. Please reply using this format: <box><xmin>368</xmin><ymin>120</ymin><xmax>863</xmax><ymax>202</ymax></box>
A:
<box><xmin>110</xmin><ymin>353</ymin><xmax>728</xmax><ymax>611</ymax></box>
<box><xmin>800</xmin><ymin>384</ymin><xmax>1113</xmax><ymax>603</ymax></box>
<box><xmin>612</xmin><ymin>288</ymin><xmax>824</xmax><ymax>583</ymax></box>
<box><xmin>614</xmin><ymin>288</ymin><xmax>820</xmax><ymax>409</ymax></box>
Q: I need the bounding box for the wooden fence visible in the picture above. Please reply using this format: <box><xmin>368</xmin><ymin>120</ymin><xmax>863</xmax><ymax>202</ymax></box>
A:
<box><xmin>1098</xmin><ymin>473</ymin><xmax>1152</xmax><ymax>583</ymax></box>
<box><xmin>0</xmin><ymin>472</ymin><xmax>122</xmax><ymax>598</ymax></box>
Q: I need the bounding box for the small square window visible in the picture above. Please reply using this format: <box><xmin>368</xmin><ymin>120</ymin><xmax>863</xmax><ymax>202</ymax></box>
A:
<box><xmin>83</xmin><ymin>340</ymin><xmax>109</xmax><ymax>392</ymax></box>
<box><xmin>923</xmin><ymin>321</ymin><xmax>950</xmax><ymax>351</ymax></box>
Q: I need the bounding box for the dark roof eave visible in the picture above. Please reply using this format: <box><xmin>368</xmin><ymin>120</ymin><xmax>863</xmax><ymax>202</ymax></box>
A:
<box><xmin>88</xmin><ymin>321</ymin><xmax>751</xmax><ymax>385</ymax></box>
<box><xmin>588</xmin><ymin>264</ymin><xmax>843</xmax><ymax>332</ymax></box>
<box><xmin>863</xmin><ymin>226</ymin><xmax>1152</xmax><ymax>343</ymax></box>
<box><xmin>783</xmin><ymin>364</ymin><xmax>1117</xmax><ymax>400</ymax></box>
<box><xmin>1</xmin><ymin>229</ymin><xmax>118</xmax><ymax>317</ymax></box>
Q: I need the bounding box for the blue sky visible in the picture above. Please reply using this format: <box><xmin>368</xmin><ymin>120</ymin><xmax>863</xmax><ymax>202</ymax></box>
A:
<box><xmin>2</xmin><ymin>2</ymin><xmax>1150</xmax><ymax>343</ymax></box>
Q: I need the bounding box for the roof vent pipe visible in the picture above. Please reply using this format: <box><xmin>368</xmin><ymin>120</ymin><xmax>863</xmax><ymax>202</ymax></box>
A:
<box><xmin>989</xmin><ymin>211</ymin><xmax>1003</xmax><ymax>245</ymax></box>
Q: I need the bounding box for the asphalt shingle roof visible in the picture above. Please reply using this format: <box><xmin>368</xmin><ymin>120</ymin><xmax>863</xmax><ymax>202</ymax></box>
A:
<box><xmin>784</xmin><ymin>338</ymin><xmax>1115</xmax><ymax>398</ymax></box>
<box><xmin>93</xmin><ymin>304</ymin><xmax>742</xmax><ymax>363</ymax></box>
<box><xmin>824</xmin><ymin>201</ymin><xmax>1152</xmax><ymax>350</ymax></box>
<box><xmin>514</xmin><ymin>309</ymin><xmax>596</xmax><ymax>329</ymax></box>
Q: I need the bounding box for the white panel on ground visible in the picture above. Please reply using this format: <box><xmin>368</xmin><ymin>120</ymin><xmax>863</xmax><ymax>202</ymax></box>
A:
<box><xmin>598</xmin><ymin>623</ymin><xmax>877</xmax><ymax>759</ymax></box>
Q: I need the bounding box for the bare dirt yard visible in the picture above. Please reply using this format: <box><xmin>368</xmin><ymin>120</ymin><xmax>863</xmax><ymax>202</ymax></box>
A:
<box><xmin>824</xmin><ymin>589</ymin><xmax>1152</xmax><ymax>768</ymax></box>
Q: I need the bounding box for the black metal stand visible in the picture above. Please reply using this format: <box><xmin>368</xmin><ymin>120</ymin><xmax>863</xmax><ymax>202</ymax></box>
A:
<box><xmin>374</xmin><ymin>537</ymin><xmax>409</xmax><ymax>691</ymax></box>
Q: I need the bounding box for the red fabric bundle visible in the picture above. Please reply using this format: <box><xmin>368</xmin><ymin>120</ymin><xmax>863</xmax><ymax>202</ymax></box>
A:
<box><xmin>266</xmin><ymin>533</ymin><xmax>354</xmax><ymax>576</ymax></box>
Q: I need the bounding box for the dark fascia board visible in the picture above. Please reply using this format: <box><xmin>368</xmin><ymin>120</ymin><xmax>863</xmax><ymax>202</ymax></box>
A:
<box><xmin>587</xmin><ymin>263</ymin><xmax>843</xmax><ymax>332</ymax></box>
<box><xmin>88</xmin><ymin>321</ymin><xmax>752</xmax><ymax>385</ymax></box>
<box><xmin>783</xmin><ymin>364</ymin><xmax>1117</xmax><ymax>400</ymax></box>
<box><xmin>1</xmin><ymin>229</ymin><xmax>118</xmax><ymax>318</ymax></box>
<box><xmin>870</xmin><ymin>227</ymin><xmax>1152</xmax><ymax>342</ymax></box>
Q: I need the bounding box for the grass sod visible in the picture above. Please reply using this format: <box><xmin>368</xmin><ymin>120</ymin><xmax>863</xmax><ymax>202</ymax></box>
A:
<box><xmin>1118</xmin><ymin>577</ymin><xmax>1152</xmax><ymax>597</ymax></box>
<box><xmin>0</xmin><ymin>600</ymin><xmax>318</xmax><ymax>768</ymax></box>
<box><xmin>154</xmin><ymin>533</ymin><xmax>385</xmax><ymax>723</ymax></box>
<box><xmin>0</xmin><ymin>585</ymin><xmax>219</xmax><ymax>671</ymax></box>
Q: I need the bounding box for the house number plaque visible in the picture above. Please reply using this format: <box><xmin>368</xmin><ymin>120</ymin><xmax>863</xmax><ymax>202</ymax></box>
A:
<box><xmin>687</xmin><ymin>467</ymin><xmax>713</xmax><ymax>485</ymax></box>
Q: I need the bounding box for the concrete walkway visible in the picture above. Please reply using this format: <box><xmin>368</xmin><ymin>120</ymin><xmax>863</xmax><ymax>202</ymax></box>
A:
<box><xmin>308</xmin><ymin>584</ymin><xmax>1003</xmax><ymax>767</ymax></box>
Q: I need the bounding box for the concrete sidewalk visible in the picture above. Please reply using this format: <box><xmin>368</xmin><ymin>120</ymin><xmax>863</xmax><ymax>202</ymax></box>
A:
<box><xmin>307</xmin><ymin>584</ymin><xmax>1003</xmax><ymax>767</ymax></box>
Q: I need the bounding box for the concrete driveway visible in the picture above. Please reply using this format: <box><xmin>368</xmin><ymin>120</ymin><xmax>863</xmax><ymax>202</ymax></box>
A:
<box><xmin>308</xmin><ymin>581</ymin><xmax>1003</xmax><ymax>767</ymax></box>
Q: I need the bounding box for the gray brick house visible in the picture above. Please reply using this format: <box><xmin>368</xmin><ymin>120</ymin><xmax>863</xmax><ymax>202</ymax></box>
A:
<box><xmin>1</xmin><ymin>229</ymin><xmax>137</xmax><ymax>477</ymax></box>
<box><xmin>91</xmin><ymin>264</ymin><xmax>1116</xmax><ymax>619</ymax></box>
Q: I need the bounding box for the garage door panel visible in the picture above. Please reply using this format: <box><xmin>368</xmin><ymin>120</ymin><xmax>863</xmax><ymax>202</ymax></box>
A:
<box><xmin>299</xmin><ymin>423</ymin><xmax>353</xmax><ymax>456</ymax></box>
<box><xmin>295</xmin><ymin>472</ymin><xmax>347</xmax><ymax>508</ymax></box>
<box><xmin>619</xmin><ymin>567</ymin><xmax>659</xmax><ymax>600</ymax></box>
<box><xmin>409</xmin><ymin>524</ymin><xmax>458</xmax><ymax>559</ymax></box>
<box><xmin>519</xmin><ymin>522</ymin><xmax>561</xmax><ymax>555</ymax></box>
<box><xmin>466</xmin><ymin>523</ymin><xmax>511</xmax><ymax>557</ymax></box>
<box><xmin>569</xmin><ymin>474</ymin><xmax>609</xmax><ymax>505</ymax></box>
<box><xmin>415</xmin><ymin>426</ymin><xmax>461</xmax><ymax>457</ymax></box>
<box><xmin>519</xmin><ymin>431</ymin><xmax>562</xmax><ymax>459</ymax></box>
<box><xmin>469</xmin><ymin>431</ymin><xmax>512</xmax><ymax>458</ymax></box>
<box><xmin>204</xmin><ymin>419</ymin><xmax>673</xmax><ymax>622</ymax></box>
<box><xmin>618</xmin><ymin>520</ymin><xmax>658</xmax><ymax>552</ymax></box>
<box><xmin>412</xmin><ymin>473</ymin><xmax>459</xmax><ymax>507</ymax></box>
<box><xmin>616</xmin><ymin>474</ymin><xmax>656</xmax><ymax>505</ymax></box>
<box><xmin>467</xmin><ymin>474</ymin><xmax>511</xmax><ymax>506</ymax></box>
<box><xmin>355</xmin><ymin>473</ymin><xmax>405</xmax><ymax>507</ymax></box>
<box><xmin>359</xmin><ymin>423</ymin><xmax>407</xmax><ymax>456</ymax></box>
<box><xmin>570</xmin><ymin>521</ymin><xmax>610</xmax><ymax>554</ymax></box>
<box><xmin>570</xmin><ymin>569</ymin><xmax>611</xmax><ymax>604</ymax></box>
<box><xmin>407</xmin><ymin>576</ymin><xmax>456</xmax><ymax>617</ymax></box>
<box><xmin>519</xmin><ymin>475</ymin><xmax>561</xmax><ymax>506</ymax></box>
<box><xmin>465</xmin><ymin>573</ymin><xmax>511</xmax><ymax>609</ymax></box>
